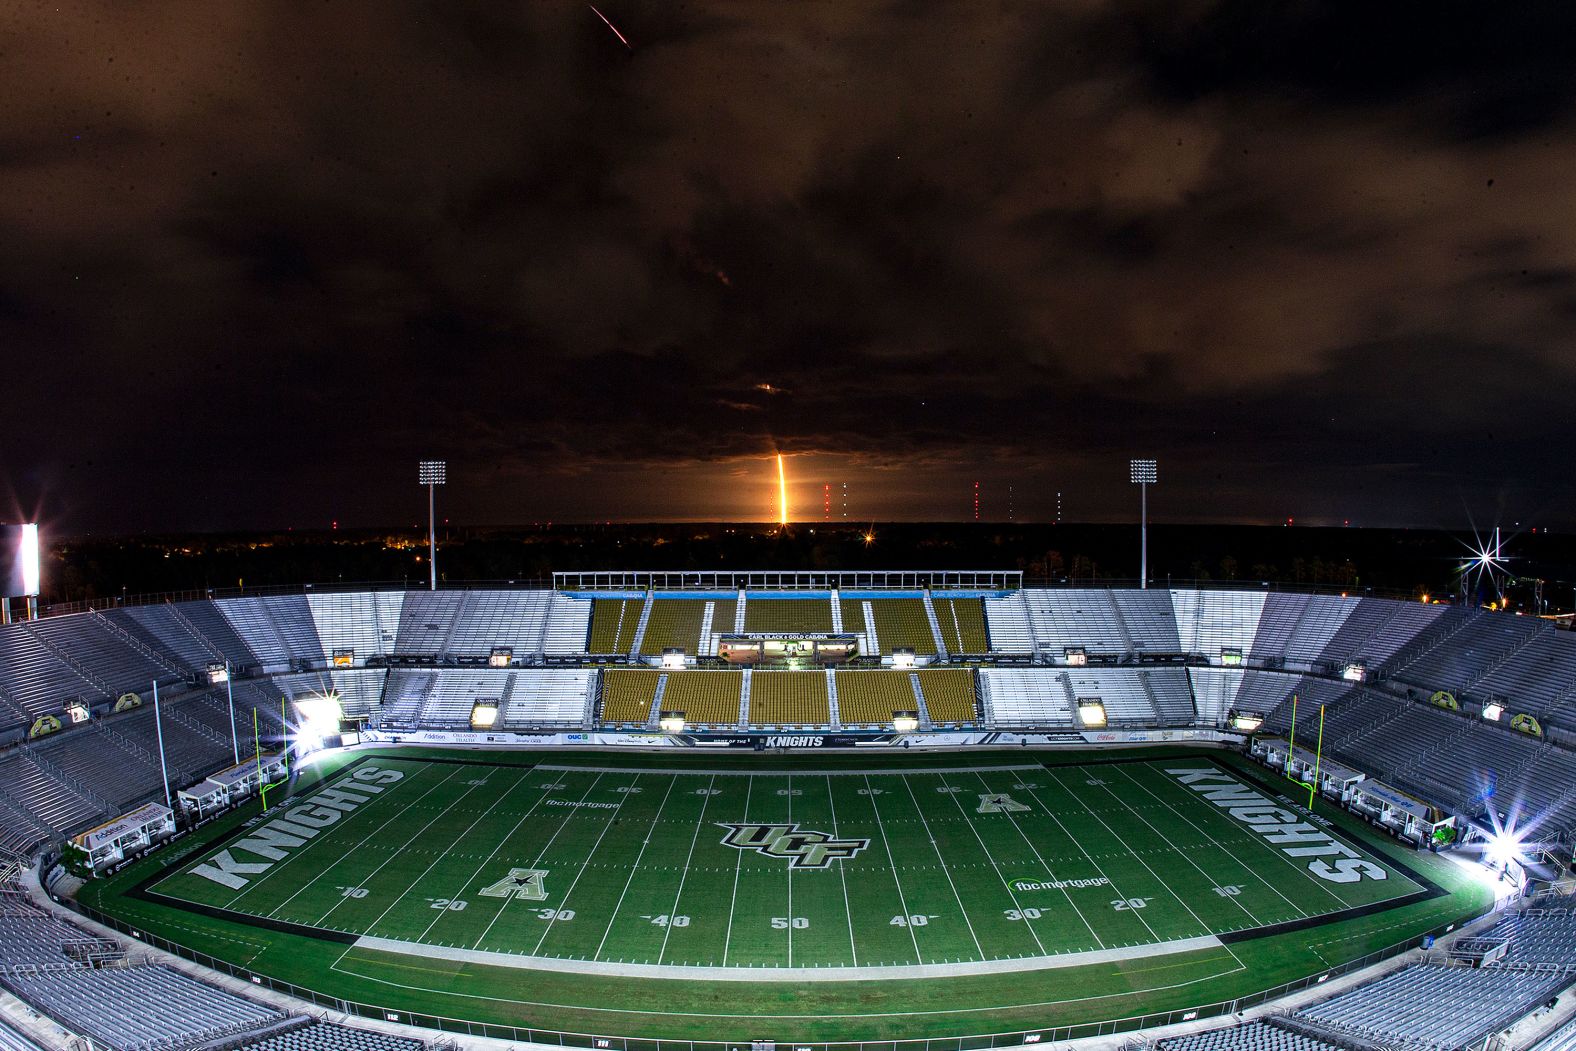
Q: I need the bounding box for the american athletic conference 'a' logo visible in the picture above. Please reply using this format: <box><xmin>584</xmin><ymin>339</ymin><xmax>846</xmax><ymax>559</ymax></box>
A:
<box><xmin>717</xmin><ymin>823</ymin><xmax>870</xmax><ymax>869</ymax></box>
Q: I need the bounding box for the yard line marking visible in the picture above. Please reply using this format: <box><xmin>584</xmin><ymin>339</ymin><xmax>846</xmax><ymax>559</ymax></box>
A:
<box><xmin>592</xmin><ymin>774</ymin><xmax>680</xmax><ymax>961</ymax></box>
<box><xmin>410</xmin><ymin>767</ymin><xmax>572</xmax><ymax>946</ymax></box>
<box><xmin>935</xmin><ymin>773</ymin><xmax>1047</xmax><ymax>956</ymax></box>
<box><xmin>964</xmin><ymin>771</ymin><xmax>1108</xmax><ymax>949</ymax></box>
<box><xmin>1131</xmin><ymin>761</ymin><xmax>1356</xmax><ymax>910</ymax></box>
<box><xmin>226</xmin><ymin>759</ymin><xmax>460</xmax><ymax>913</ymax></box>
<box><xmin>824</xmin><ymin>774</ymin><xmax>859</xmax><ymax>967</ymax></box>
<box><xmin>720</xmin><ymin>774</ymin><xmax>754</xmax><ymax>966</ymax></box>
<box><xmin>1108</xmin><ymin>762</ymin><xmax>1294</xmax><ymax>924</ymax></box>
<box><xmin>470</xmin><ymin>771</ymin><xmax>609</xmax><ymax>950</ymax></box>
<box><xmin>255</xmin><ymin>762</ymin><xmax>466</xmax><ymax>917</ymax></box>
<box><xmin>527</xmin><ymin>772</ymin><xmax>647</xmax><ymax>956</ymax></box>
<box><xmin>657</xmin><ymin>774</ymin><xmax>716</xmax><ymax>965</ymax></box>
<box><xmin>895</xmin><ymin>773</ymin><xmax>985</xmax><ymax>960</ymax></box>
<box><xmin>786</xmin><ymin>774</ymin><xmax>795</xmax><ymax>966</ymax></box>
<box><xmin>357</xmin><ymin>766</ymin><xmax>534</xmax><ymax>939</ymax></box>
<box><xmin>311</xmin><ymin>767</ymin><xmax>500</xmax><ymax>929</ymax></box>
<box><xmin>861</xmin><ymin>774</ymin><xmax>923</xmax><ymax>963</ymax></box>
<box><xmin>1039</xmin><ymin>766</ymin><xmax>1215</xmax><ymax>942</ymax></box>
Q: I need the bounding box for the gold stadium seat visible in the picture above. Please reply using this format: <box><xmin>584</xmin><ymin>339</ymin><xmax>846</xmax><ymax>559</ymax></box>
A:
<box><xmin>748</xmin><ymin>671</ymin><xmax>830</xmax><ymax>727</ymax></box>
<box><xmin>917</xmin><ymin>669</ymin><xmax>979</xmax><ymax>724</ymax></box>
<box><xmin>599</xmin><ymin>670</ymin><xmax>660</xmax><ymax>724</ymax></box>
<box><xmin>589</xmin><ymin>598</ymin><xmax>642</xmax><ymax>653</ymax></box>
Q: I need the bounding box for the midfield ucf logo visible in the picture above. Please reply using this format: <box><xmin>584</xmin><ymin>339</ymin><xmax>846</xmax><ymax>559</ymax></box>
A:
<box><xmin>718</xmin><ymin>823</ymin><xmax>870</xmax><ymax>869</ymax></box>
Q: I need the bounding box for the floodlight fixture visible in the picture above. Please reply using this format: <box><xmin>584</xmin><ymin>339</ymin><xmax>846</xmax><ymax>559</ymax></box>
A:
<box><xmin>294</xmin><ymin>692</ymin><xmax>343</xmax><ymax>755</ymax></box>
<box><xmin>1076</xmin><ymin>697</ymin><xmax>1108</xmax><ymax>729</ymax></box>
<box><xmin>20</xmin><ymin>523</ymin><xmax>39</xmax><ymax>597</ymax></box>
<box><xmin>891</xmin><ymin>710</ymin><xmax>920</xmax><ymax>733</ymax></box>
<box><xmin>470</xmin><ymin>699</ymin><xmax>500</xmax><ymax>730</ymax></box>
<box><xmin>418</xmin><ymin>460</ymin><xmax>446</xmax><ymax>591</ymax></box>
<box><xmin>1129</xmin><ymin>460</ymin><xmax>1157</xmax><ymax>588</ymax></box>
<box><xmin>659</xmin><ymin>710</ymin><xmax>687</xmax><ymax>734</ymax></box>
<box><xmin>294</xmin><ymin>693</ymin><xmax>343</xmax><ymax>729</ymax></box>
<box><xmin>1484</xmin><ymin>828</ymin><xmax>1526</xmax><ymax>870</ymax></box>
<box><xmin>1228</xmin><ymin>709</ymin><xmax>1265</xmax><ymax>733</ymax></box>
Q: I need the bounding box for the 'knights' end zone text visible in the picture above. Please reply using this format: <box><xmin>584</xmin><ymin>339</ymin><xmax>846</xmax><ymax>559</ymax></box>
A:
<box><xmin>188</xmin><ymin>766</ymin><xmax>405</xmax><ymax>890</ymax></box>
<box><xmin>1166</xmin><ymin>766</ymin><xmax>1387</xmax><ymax>884</ymax></box>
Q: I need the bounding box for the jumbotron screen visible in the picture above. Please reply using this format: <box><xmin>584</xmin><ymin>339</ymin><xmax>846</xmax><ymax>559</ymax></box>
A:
<box><xmin>0</xmin><ymin>523</ymin><xmax>40</xmax><ymax>598</ymax></box>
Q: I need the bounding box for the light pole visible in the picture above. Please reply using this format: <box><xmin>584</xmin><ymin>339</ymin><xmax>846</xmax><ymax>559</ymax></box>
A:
<box><xmin>1130</xmin><ymin>459</ymin><xmax>1157</xmax><ymax>589</ymax></box>
<box><xmin>225</xmin><ymin>659</ymin><xmax>239</xmax><ymax>765</ymax></box>
<box><xmin>418</xmin><ymin>461</ymin><xmax>446</xmax><ymax>591</ymax></box>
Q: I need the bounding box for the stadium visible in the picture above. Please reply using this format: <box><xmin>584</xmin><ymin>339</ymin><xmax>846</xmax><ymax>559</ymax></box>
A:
<box><xmin>0</xmin><ymin>571</ymin><xmax>1573</xmax><ymax>1051</ymax></box>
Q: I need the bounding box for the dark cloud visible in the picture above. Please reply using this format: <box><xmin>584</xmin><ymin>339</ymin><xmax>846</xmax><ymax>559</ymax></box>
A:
<box><xmin>1</xmin><ymin>1</ymin><xmax>1573</xmax><ymax>531</ymax></box>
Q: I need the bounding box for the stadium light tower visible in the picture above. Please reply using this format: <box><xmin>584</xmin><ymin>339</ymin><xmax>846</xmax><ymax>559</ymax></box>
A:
<box><xmin>1130</xmin><ymin>459</ymin><xmax>1158</xmax><ymax>589</ymax></box>
<box><xmin>418</xmin><ymin>461</ymin><xmax>446</xmax><ymax>591</ymax></box>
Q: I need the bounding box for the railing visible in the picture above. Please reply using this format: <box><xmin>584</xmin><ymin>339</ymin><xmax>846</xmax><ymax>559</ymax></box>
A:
<box><xmin>62</xmin><ymin>896</ymin><xmax>1495</xmax><ymax>1051</ymax></box>
<box><xmin>26</xmin><ymin>576</ymin><xmax>1469</xmax><ymax>625</ymax></box>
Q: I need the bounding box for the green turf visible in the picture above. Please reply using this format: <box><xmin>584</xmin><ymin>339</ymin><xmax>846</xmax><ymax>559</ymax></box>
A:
<box><xmin>78</xmin><ymin>746</ymin><xmax>1494</xmax><ymax>1043</ymax></box>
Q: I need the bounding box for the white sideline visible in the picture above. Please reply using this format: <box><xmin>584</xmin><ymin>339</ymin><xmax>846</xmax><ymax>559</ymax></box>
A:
<box><xmin>350</xmin><ymin>932</ymin><xmax>1226</xmax><ymax>981</ymax></box>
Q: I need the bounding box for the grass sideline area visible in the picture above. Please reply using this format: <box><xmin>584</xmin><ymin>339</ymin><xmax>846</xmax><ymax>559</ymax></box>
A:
<box><xmin>77</xmin><ymin>745</ymin><xmax>1494</xmax><ymax>1043</ymax></box>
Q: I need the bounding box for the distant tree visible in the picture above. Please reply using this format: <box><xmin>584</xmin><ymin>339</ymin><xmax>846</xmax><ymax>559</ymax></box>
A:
<box><xmin>1219</xmin><ymin>555</ymin><xmax>1239</xmax><ymax>580</ymax></box>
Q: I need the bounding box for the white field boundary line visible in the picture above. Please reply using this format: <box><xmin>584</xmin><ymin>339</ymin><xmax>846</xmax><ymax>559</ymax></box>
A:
<box><xmin>333</xmin><ymin>944</ymin><xmax>1243</xmax><ymax>1017</ymax></box>
<box><xmin>349</xmin><ymin>931</ymin><xmax>1227</xmax><ymax>982</ymax></box>
<box><xmin>533</xmin><ymin>764</ymin><xmax>1046</xmax><ymax>777</ymax></box>
<box><xmin>1107</xmin><ymin>762</ymin><xmax>1297</xmax><ymax>924</ymax></box>
<box><xmin>896</xmin><ymin>773</ymin><xmax>987</xmax><ymax>960</ymax></box>
<box><xmin>933</xmin><ymin>773</ymin><xmax>1048</xmax><ymax>957</ymax></box>
<box><xmin>861</xmin><ymin>774</ymin><xmax>925</xmax><ymax>963</ymax></box>
<box><xmin>656</xmin><ymin>774</ymin><xmax>717</xmax><ymax>965</ymax></box>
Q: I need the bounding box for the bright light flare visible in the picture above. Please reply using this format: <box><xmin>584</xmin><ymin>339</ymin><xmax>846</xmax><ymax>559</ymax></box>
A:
<box><xmin>293</xmin><ymin>693</ymin><xmax>343</xmax><ymax>755</ymax></box>
<box><xmin>777</xmin><ymin>454</ymin><xmax>788</xmax><ymax>526</ymax></box>
<box><xmin>20</xmin><ymin>523</ymin><xmax>40</xmax><ymax>596</ymax></box>
<box><xmin>1484</xmin><ymin>829</ymin><xmax>1526</xmax><ymax>869</ymax></box>
<box><xmin>294</xmin><ymin>694</ymin><xmax>342</xmax><ymax>729</ymax></box>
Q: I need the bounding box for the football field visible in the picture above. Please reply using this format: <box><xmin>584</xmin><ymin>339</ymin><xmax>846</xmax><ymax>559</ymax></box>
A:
<box><xmin>143</xmin><ymin>752</ymin><xmax>1429</xmax><ymax>977</ymax></box>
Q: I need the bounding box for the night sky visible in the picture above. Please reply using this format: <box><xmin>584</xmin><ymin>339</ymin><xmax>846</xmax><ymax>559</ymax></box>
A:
<box><xmin>5</xmin><ymin>2</ymin><xmax>1576</xmax><ymax>533</ymax></box>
